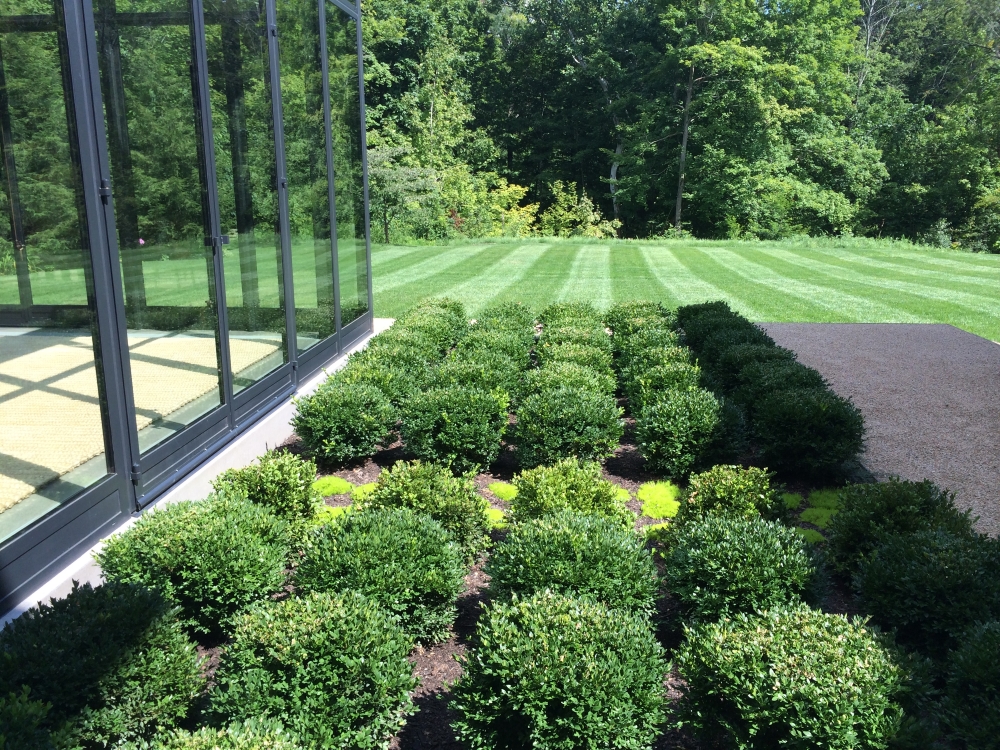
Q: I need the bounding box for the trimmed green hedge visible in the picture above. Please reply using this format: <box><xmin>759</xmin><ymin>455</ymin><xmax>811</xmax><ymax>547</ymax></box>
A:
<box><xmin>292</xmin><ymin>382</ymin><xmax>396</xmax><ymax>465</ymax></box>
<box><xmin>665</xmin><ymin>515</ymin><xmax>815</xmax><ymax>620</ymax></box>
<box><xmin>144</xmin><ymin>721</ymin><xmax>302</xmax><ymax>750</ymax></box>
<box><xmin>363</xmin><ymin>460</ymin><xmax>490</xmax><ymax>562</ymax></box>
<box><xmin>679</xmin><ymin>464</ymin><xmax>780</xmax><ymax>524</ymax></box>
<box><xmin>451</xmin><ymin>591</ymin><xmax>668</xmax><ymax>749</ymax></box>
<box><xmin>510</xmin><ymin>457</ymin><xmax>632</xmax><ymax>526</ymax></box>
<box><xmin>98</xmin><ymin>492</ymin><xmax>290</xmax><ymax>635</ymax></box>
<box><xmin>675</xmin><ymin>605</ymin><xmax>903</xmax><ymax>749</ymax></box>
<box><xmin>0</xmin><ymin>582</ymin><xmax>203</xmax><ymax>749</ymax></box>
<box><xmin>487</xmin><ymin>510</ymin><xmax>659</xmax><ymax>613</ymax></box>
<box><xmin>514</xmin><ymin>386</ymin><xmax>623</xmax><ymax>467</ymax></box>
<box><xmin>296</xmin><ymin>507</ymin><xmax>465</xmax><ymax>643</ymax></box>
<box><xmin>209</xmin><ymin>591</ymin><xmax>416</xmax><ymax>749</ymax></box>
<box><xmin>635</xmin><ymin>387</ymin><xmax>720</xmax><ymax>479</ymax></box>
<box><xmin>524</xmin><ymin>360</ymin><xmax>617</xmax><ymax>397</ymax></box>
<box><xmin>212</xmin><ymin>450</ymin><xmax>322</xmax><ymax>523</ymax></box>
<box><xmin>941</xmin><ymin>621</ymin><xmax>1000</xmax><ymax>748</ymax></box>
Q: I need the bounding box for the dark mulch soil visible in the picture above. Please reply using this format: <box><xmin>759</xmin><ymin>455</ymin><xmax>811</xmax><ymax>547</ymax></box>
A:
<box><xmin>282</xmin><ymin>417</ymin><xmax>858</xmax><ymax>749</ymax></box>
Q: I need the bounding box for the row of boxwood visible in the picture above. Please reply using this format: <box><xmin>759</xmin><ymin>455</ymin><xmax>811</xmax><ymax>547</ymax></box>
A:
<box><xmin>0</xmin><ymin>451</ymin><xmax>499</xmax><ymax>749</ymax></box>
<box><xmin>675</xmin><ymin>301</ymin><xmax>865</xmax><ymax>480</ymax></box>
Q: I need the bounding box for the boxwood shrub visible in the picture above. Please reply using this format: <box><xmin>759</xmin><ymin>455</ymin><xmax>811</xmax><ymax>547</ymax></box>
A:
<box><xmin>698</xmin><ymin>326</ymin><xmax>776</xmax><ymax>367</ymax></box>
<box><xmin>337</xmin><ymin>351</ymin><xmax>428</xmax><ymax>406</ymax></box>
<box><xmin>855</xmin><ymin>528</ymin><xmax>1000</xmax><ymax>657</ymax></box>
<box><xmin>365</xmin><ymin>327</ymin><xmax>442</xmax><ymax>363</ymax></box>
<box><xmin>523</xmin><ymin>360</ymin><xmax>616</xmax><ymax>396</ymax></box>
<box><xmin>98</xmin><ymin>492</ymin><xmax>290</xmax><ymax>634</ymax></box>
<box><xmin>514</xmin><ymin>386</ymin><xmax>623</xmax><ymax>467</ymax></box>
<box><xmin>618</xmin><ymin>345</ymin><xmax>691</xmax><ymax>385</ymax></box>
<box><xmin>292</xmin><ymin>381</ymin><xmax>396</xmax><ymax>465</ymax></box>
<box><xmin>539</xmin><ymin>322</ymin><xmax>612</xmax><ymax>352</ymax></box>
<box><xmin>710</xmin><ymin>343</ymin><xmax>797</xmax><ymax>392</ymax></box>
<box><xmin>665</xmin><ymin>515</ymin><xmax>815</xmax><ymax>621</ymax></box>
<box><xmin>363</xmin><ymin>460</ymin><xmax>490</xmax><ymax>562</ymax></box>
<box><xmin>753</xmin><ymin>387</ymin><xmax>865</xmax><ymax>480</ymax></box>
<box><xmin>635</xmin><ymin>387</ymin><xmax>720</xmax><ymax>479</ymax></box>
<box><xmin>212</xmin><ymin>450</ymin><xmax>322</xmax><ymax>523</ymax></box>
<box><xmin>455</xmin><ymin>328</ymin><xmax>532</xmax><ymax>368</ymax></box>
<box><xmin>510</xmin><ymin>457</ymin><xmax>632</xmax><ymax>526</ymax></box>
<box><xmin>432</xmin><ymin>353</ymin><xmax>524</xmax><ymax>405</ymax></box>
<box><xmin>538</xmin><ymin>301</ymin><xmax>602</xmax><ymax>326</ymax></box>
<box><xmin>614</xmin><ymin>326</ymin><xmax>681</xmax><ymax>370</ymax></box>
<box><xmin>487</xmin><ymin>510</ymin><xmax>659</xmax><ymax>613</ymax></box>
<box><xmin>536</xmin><ymin>341</ymin><xmax>613</xmax><ymax>372</ymax></box>
<box><xmin>623</xmin><ymin>361</ymin><xmax>702</xmax><ymax>412</ymax></box>
<box><xmin>209</xmin><ymin>591</ymin><xmax>417</xmax><ymax>749</ymax></box>
<box><xmin>826</xmin><ymin>478</ymin><xmax>976</xmax><ymax>576</ymax></box>
<box><xmin>0</xmin><ymin>582</ymin><xmax>203</xmax><ymax>748</ymax></box>
<box><xmin>730</xmin><ymin>359</ymin><xmax>827</xmax><ymax>410</ymax></box>
<box><xmin>400</xmin><ymin>386</ymin><xmax>509</xmax><ymax>474</ymax></box>
<box><xmin>675</xmin><ymin>605</ymin><xmax>903</xmax><ymax>749</ymax></box>
<box><xmin>941</xmin><ymin>621</ymin><xmax>1000</xmax><ymax>747</ymax></box>
<box><xmin>679</xmin><ymin>464</ymin><xmax>780</xmax><ymax>524</ymax></box>
<box><xmin>604</xmin><ymin>300</ymin><xmax>668</xmax><ymax>338</ymax></box>
<box><xmin>145</xmin><ymin>721</ymin><xmax>302</xmax><ymax>750</ymax></box>
<box><xmin>475</xmin><ymin>300</ymin><xmax>535</xmax><ymax>331</ymax></box>
<box><xmin>0</xmin><ymin>688</ymin><xmax>55</xmax><ymax>750</ymax></box>
<box><xmin>451</xmin><ymin>591</ymin><xmax>669</xmax><ymax>750</ymax></box>
<box><xmin>296</xmin><ymin>507</ymin><xmax>465</xmax><ymax>643</ymax></box>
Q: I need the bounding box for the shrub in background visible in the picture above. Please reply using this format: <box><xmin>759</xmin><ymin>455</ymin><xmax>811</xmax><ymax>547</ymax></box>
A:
<box><xmin>940</xmin><ymin>621</ymin><xmax>1000</xmax><ymax>747</ymax></box>
<box><xmin>336</xmin><ymin>350</ymin><xmax>428</xmax><ymax>406</ymax></box>
<box><xmin>538</xmin><ymin>301</ymin><xmax>602</xmax><ymax>326</ymax></box>
<box><xmin>856</xmin><ymin>528</ymin><xmax>1000</xmax><ymax>657</ymax></box>
<box><xmin>665</xmin><ymin>515</ymin><xmax>815</xmax><ymax>621</ymax></box>
<box><xmin>451</xmin><ymin>591</ymin><xmax>668</xmax><ymax>750</ymax></box>
<box><xmin>696</xmin><ymin>324</ymin><xmax>775</xmax><ymax>365</ymax></box>
<box><xmin>475</xmin><ymin>300</ymin><xmax>535</xmax><ymax>331</ymax></box>
<box><xmin>604</xmin><ymin>300</ymin><xmax>667</xmax><ymax>337</ymax></box>
<box><xmin>826</xmin><ymin>479</ymin><xmax>976</xmax><ymax>576</ymax></box>
<box><xmin>364</xmin><ymin>460</ymin><xmax>490</xmax><ymax>562</ymax></box>
<box><xmin>617</xmin><ymin>345</ymin><xmax>690</xmax><ymax>380</ymax></box>
<box><xmin>623</xmin><ymin>361</ymin><xmax>702</xmax><ymax>412</ymax></box>
<box><xmin>511</xmin><ymin>457</ymin><xmax>632</xmax><ymax>526</ymax></box>
<box><xmin>455</xmin><ymin>327</ymin><xmax>533</xmax><ymax>368</ymax></box>
<box><xmin>293</xmin><ymin>382</ymin><xmax>395</xmax><ymax>465</ymax></box>
<box><xmin>710</xmin><ymin>343</ymin><xmax>797</xmax><ymax>392</ymax></box>
<box><xmin>401</xmin><ymin>386</ymin><xmax>509</xmax><ymax>474</ymax></box>
<box><xmin>296</xmin><ymin>508</ymin><xmax>465</xmax><ymax>643</ymax></box>
<box><xmin>523</xmin><ymin>360</ymin><xmax>616</xmax><ymax>396</ymax></box>
<box><xmin>146</xmin><ymin>721</ymin><xmax>302</xmax><ymax>750</ymax></box>
<box><xmin>210</xmin><ymin>592</ymin><xmax>416</xmax><ymax>749</ymax></box>
<box><xmin>487</xmin><ymin>511</ymin><xmax>659</xmax><ymax>613</ymax></box>
<box><xmin>514</xmin><ymin>386</ymin><xmax>623</xmax><ymax>467</ymax></box>
<box><xmin>212</xmin><ymin>450</ymin><xmax>321</xmax><ymax>523</ymax></box>
<box><xmin>98</xmin><ymin>492</ymin><xmax>290</xmax><ymax>634</ymax></box>
<box><xmin>0</xmin><ymin>582</ymin><xmax>203</xmax><ymax>748</ymax></box>
<box><xmin>675</xmin><ymin>300</ymin><xmax>735</xmax><ymax>330</ymax></box>
<box><xmin>730</xmin><ymin>360</ymin><xmax>827</xmax><ymax>412</ymax></box>
<box><xmin>539</xmin><ymin>322</ymin><xmax>612</xmax><ymax>352</ymax></box>
<box><xmin>536</xmin><ymin>341</ymin><xmax>613</xmax><ymax>373</ymax></box>
<box><xmin>675</xmin><ymin>605</ymin><xmax>903</xmax><ymax>749</ymax></box>
<box><xmin>635</xmin><ymin>388</ymin><xmax>720</xmax><ymax>479</ymax></box>
<box><xmin>679</xmin><ymin>464</ymin><xmax>780</xmax><ymax>524</ymax></box>
<box><xmin>753</xmin><ymin>388</ymin><xmax>865</xmax><ymax>480</ymax></box>
<box><xmin>615</xmin><ymin>327</ymin><xmax>681</xmax><ymax>370</ymax></box>
<box><xmin>432</xmin><ymin>353</ymin><xmax>524</xmax><ymax>405</ymax></box>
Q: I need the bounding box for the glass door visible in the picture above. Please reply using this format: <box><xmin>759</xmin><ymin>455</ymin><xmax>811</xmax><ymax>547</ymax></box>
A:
<box><xmin>93</xmin><ymin>0</ymin><xmax>227</xmax><ymax>457</ymax></box>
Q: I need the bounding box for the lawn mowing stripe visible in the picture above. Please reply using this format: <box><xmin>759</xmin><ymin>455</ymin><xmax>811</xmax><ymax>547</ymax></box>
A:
<box><xmin>666</xmin><ymin>247</ymin><xmax>793</xmax><ymax>320</ymax></box>
<box><xmin>822</xmin><ymin>248</ymin><xmax>1000</xmax><ymax>288</ymax></box>
<box><xmin>506</xmin><ymin>242</ymin><xmax>584</xmax><ymax>310</ymax></box>
<box><xmin>557</xmin><ymin>245</ymin><xmax>612</xmax><ymax>306</ymax></box>
<box><xmin>874</xmin><ymin>250</ymin><xmax>1000</xmax><ymax>279</ymax></box>
<box><xmin>376</xmin><ymin>244</ymin><xmax>487</xmax><ymax>291</ymax></box>
<box><xmin>608</xmin><ymin>243</ymin><xmax>674</xmax><ymax>304</ymax></box>
<box><xmin>430</xmin><ymin>244</ymin><xmax>548</xmax><ymax>313</ymax></box>
<box><xmin>374</xmin><ymin>244</ymin><xmax>505</xmax><ymax>315</ymax></box>
<box><xmin>370</xmin><ymin>244</ymin><xmax>451</xmax><ymax>279</ymax></box>
<box><xmin>767</xmin><ymin>247</ymin><xmax>1000</xmax><ymax>313</ymax></box>
<box><xmin>638</xmin><ymin>245</ymin><xmax>736</xmax><ymax>311</ymax></box>
<box><xmin>710</xmin><ymin>249</ymin><xmax>922</xmax><ymax>323</ymax></box>
<box><xmin>755</xmin><ymin>248</ymin><xmax>1000</xmax><ymax>339</ymax></box>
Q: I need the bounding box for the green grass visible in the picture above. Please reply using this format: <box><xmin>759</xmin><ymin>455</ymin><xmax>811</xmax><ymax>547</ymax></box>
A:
<box><xmin>638</xmin><ymin>481</ymin><xmax>682</xmax><ymax>519</ymax></box>
<box><xmin>370</xmin><ymin>237</ymin><xmax>1000</xmax><ymax>341</ymax></box>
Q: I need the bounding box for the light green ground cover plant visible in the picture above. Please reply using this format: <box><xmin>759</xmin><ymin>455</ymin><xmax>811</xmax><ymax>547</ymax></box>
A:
<box><xmin>798</xmin><ymin>489</ymin><xmax>841</xmax><ymax>529</ymax></box>
<box><xmin>310</xmin><ymin>505</ymin><xmax>351</xmax><ymax>526</ymax></box>
<box><xmin>351</xmin><ymin>482</ymin><xmax>376</xmax><ymax>501</ymax></box>
<box><xmin>638</xmin><ymin>481</ymin><xmax>681</xmax><ymax>519</ymax></box>
<box><xmin>485</xmin><ymin>507</ymin><xmax>508</xmax><ymax>529</ymax></box>
<box><xmin>368</xmin><ymin>240</ymin><xmax>1000</xmax><ymax>342</ymax></box>
<box><xmin>312</xmin><ymin>476</ymin><xmax>353</xmax><ymax>496</ymax></box>
<box><xmin>488</xmin><ymin>481</ymin><xmax>517</xmax><ymax>501</ymax></box>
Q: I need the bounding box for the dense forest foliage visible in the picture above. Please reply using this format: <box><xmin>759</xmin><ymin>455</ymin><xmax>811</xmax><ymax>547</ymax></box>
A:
<box><xmin>361</xmin><ymin>0</ymin><xmax>1000</xmax><ymax>248</ymax></box>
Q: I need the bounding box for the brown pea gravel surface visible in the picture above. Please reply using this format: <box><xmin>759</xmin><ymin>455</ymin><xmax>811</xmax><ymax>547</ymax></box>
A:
<box><xmin>762</xmin><ymin>322</ymin><xmax>1000</xmax><ymax>536</ymax></box>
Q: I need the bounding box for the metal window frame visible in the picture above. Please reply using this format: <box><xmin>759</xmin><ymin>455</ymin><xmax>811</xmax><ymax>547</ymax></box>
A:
<box><xmin>0</xmin><ymin>0</ymin><xmax>373</xmax><ymax>615</ymax></box>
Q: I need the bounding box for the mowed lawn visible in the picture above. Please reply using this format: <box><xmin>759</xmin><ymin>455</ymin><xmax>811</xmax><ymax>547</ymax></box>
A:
<box><xmin>372</xmin><ymin>238</ymin><xmax>1000</xmax><ymax>341</ymax></box>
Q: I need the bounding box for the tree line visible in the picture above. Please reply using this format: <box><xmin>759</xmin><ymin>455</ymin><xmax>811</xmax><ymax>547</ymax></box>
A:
<box><xmin>361</xmin><ymin>0</ymin><xmax>1000</xmax><ymax>248</ymax></box>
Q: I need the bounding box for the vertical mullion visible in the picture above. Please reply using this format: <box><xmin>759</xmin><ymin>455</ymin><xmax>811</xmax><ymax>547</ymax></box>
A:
<box><xmin>317</xmin><ymin>0</ymin><xmax>341</xmax><ymax>339</ymax></box>
<box><xmin>266</xmin><ymin>0</ymin><xmax>298</xmax><ymax>384</ymax></box>
<box><xmin>190</xmin><ymin>0</ymin><xmax>235</xmax><ymax>426</ymax></box>
<box><xmin>354</xmin><ymin>6</ymin><xmax>373</xmax><ymax>321</ymax></box>
<box><xmin>62</xmin><ymin>0</ymin><xmax>134</xmax><ymax>513</ymax></box>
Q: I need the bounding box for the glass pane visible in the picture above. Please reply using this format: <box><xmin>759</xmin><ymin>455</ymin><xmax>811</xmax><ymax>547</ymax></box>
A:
<box><xmin>204</xmin><ymin>0</ymin><xmax>287</xmax><ymax>394</ymax></box>
<box><xmin>95</xmin><ymin>0</ymin><xmax>224</xmax><ymax>453</ymax></box>
<box><xmin>326</xmin><ymin>6</ymin><xmax>368</xmax><ymax>327</ymax></box>
<box><xmin>278</xmin><ymin>0</ymin><xmax>335</xmax><ymax>354</ymax></box>
<box><xmin>0</xmin><ymin>0</ymin><xmax>112</xmax><ymax>543</ymax></box>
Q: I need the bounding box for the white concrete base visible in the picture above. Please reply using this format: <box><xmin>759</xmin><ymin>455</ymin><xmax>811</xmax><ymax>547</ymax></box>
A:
<box><xmin>1</xmin><ymin>318</ymin><xmax>394</xmax><ymax>627</ymax></box>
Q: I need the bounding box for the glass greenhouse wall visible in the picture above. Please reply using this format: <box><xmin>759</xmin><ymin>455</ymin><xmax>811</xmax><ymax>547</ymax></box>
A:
<box><xmin>0</xmin><ymin>0</ymin><xmax>372</xmax><ymax>613</ymax></box>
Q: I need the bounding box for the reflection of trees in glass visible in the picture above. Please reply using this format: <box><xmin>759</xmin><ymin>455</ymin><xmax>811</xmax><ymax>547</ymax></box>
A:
<box><xmin>0</xmin><ymin>0</ymin><xmax>86</xmax><ymax>279</ymax></box>
<box><xmin>326</xmin><ymin>7</ymin><xmax>367</xmax><ymax>325</ymax></box>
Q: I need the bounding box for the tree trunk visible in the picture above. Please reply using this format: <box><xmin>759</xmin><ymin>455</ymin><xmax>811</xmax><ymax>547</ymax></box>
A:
<box><xmin>675</xmin><ymin>63</ymin><xmax>695</xmax><ymax>232</ymax></box>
